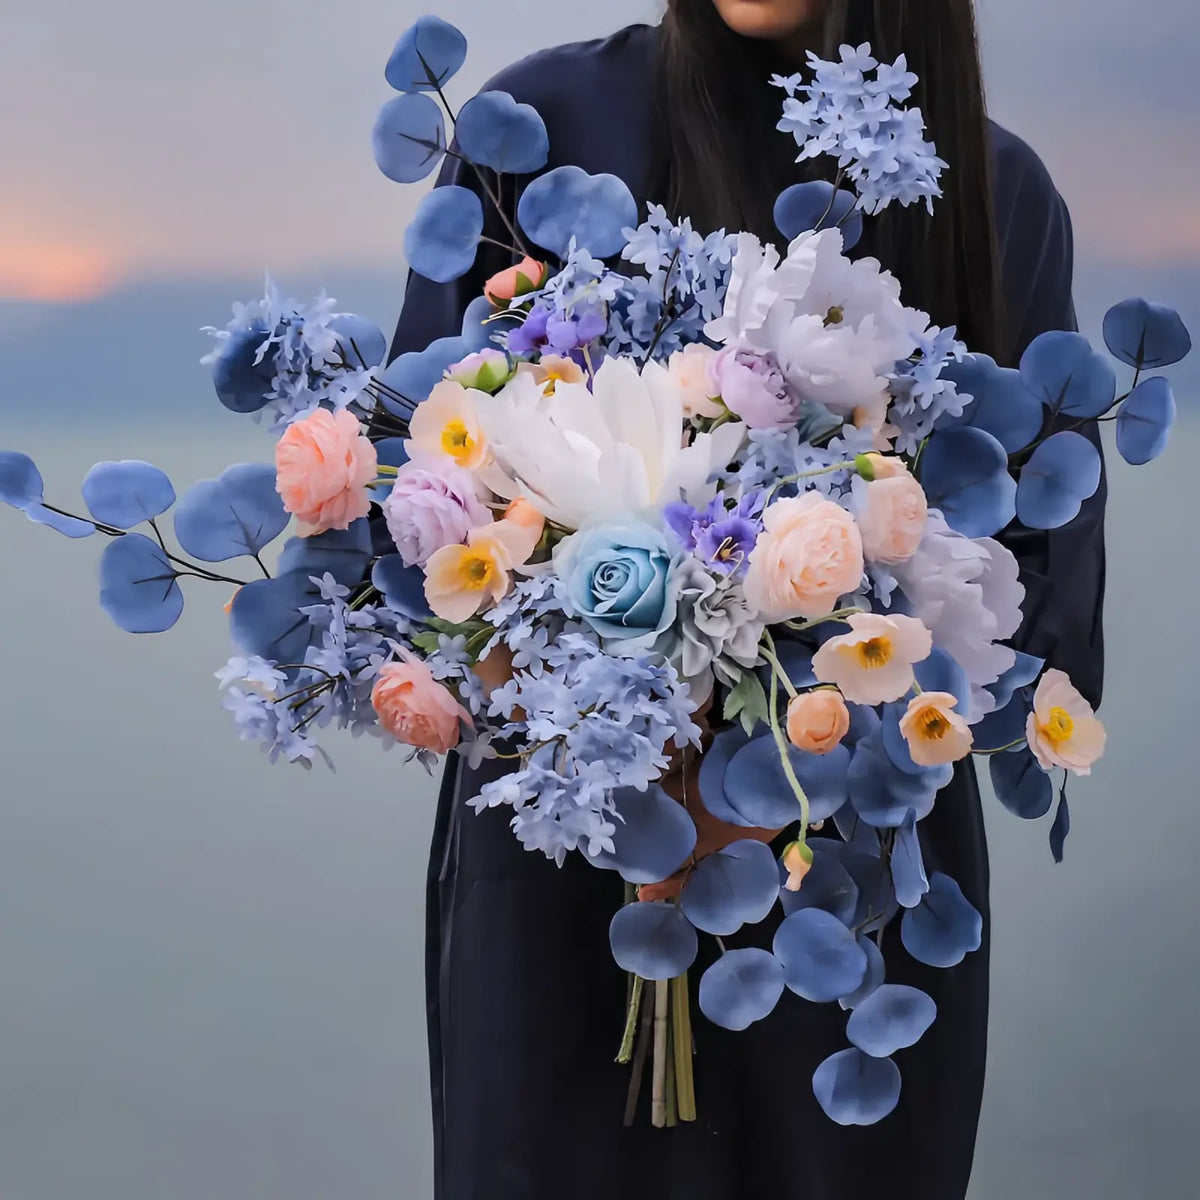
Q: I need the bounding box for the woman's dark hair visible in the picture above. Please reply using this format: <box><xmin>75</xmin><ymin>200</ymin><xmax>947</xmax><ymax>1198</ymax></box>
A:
<box><xmin>654</xmin><ymin>0</ymin><xmax>1006</xmax><ymax>361</ymax></box>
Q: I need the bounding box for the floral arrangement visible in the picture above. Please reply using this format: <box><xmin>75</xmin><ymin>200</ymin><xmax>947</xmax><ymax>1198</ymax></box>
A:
<box><xmin>1</xmin><ymin>18</ymin><xmax>1191</xmax><ymax>1129</ymax></box>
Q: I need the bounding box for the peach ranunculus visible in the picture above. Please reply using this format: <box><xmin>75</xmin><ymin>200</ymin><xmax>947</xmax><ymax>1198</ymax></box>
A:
<box><xmin>484</xmin><ymin>256</ymin><xmax>547</xmax><ymax>305</ymax></box>
<box><xmin>666</xmin><ymin>344</ymin><xmax>723</xmax><ymax>419</ymax></box>
<box><xmin>743</xmin><ymin>492</ymin><xmax>865</xmax><ymax>621</ymax></box>
<box><xmin>786</xmin><ymin>689</ymin><xmax>851</xmax><ymax>755</ymax></box>
<box><xmin>424</xmin><ymin>529</ymin><xmax>515</xmax><ymax>623</ymax></box>
<box><xmin>858</xmin><ymin>468</ymin><xmax>929</xmax><ymax>565</ymax></box>
<box><xmin>811</xmin><ymin>612</ymin><xmax>933</xmax><ymax>706</ymax></box>
<box><xmin>1027</xmin><ymin>669</ymin><xmax>1106</xmax><ymax>775</ymax></box>
<box><xmin>899</xmin><ymin>691</ymin><xmax>974</xmax><ymax>766</ymax></box>
<box><xmin>863</xmin><ymin>453</ymin><xmax>910</xmax><ymax>480</ymax></box>
<box><xmin>275</xmin><ymin>407</ymin><xmax>377</xmax><ymax>536</ymax></box>
<box><xmin>371</xmin><ymin>650</ymin><xmax>471</xmax><ymax>753</ymax></box>
<box><xmin>782</xmin><ymin>840</ymin><xmax>815</xmax><ymax>892</ymax></box>
<box><xmin>408</xmin><ymin>380</ymin><xmax>489</xmax><ymax>471</ymax></box>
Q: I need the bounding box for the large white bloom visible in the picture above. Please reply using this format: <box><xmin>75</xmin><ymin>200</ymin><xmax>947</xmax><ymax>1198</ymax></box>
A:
<box><xmin>890</xmin><ymin>512</ymin><xmax>1025</xmax><ymax>722</ymax></box>
<box><xmin>706</xmin><ymin>228</ymin><xmax>929</xmax><ymax>421</ymax></box>
<box><xmin>473</xmin><ymin>357</ymin><xmax>745</xmax><ymax>530</ymax></box>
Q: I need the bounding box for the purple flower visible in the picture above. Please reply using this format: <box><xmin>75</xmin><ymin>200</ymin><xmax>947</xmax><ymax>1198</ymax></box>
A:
<box><xmin>508</xmin><ymin>304</ymin><xmax>607</xmax><ymax>357</ymax></box>
<box><xmin>710</xmin><ymin>346</ymin><xmax>801</xmax><ymax>429</ymax></box>
<box><xmin>381</xmin><ymin>454</ymin><xmax>492</xmax><ymax>567</ymax></box>
<box><xmin>506</xmin><ymin>305</ymin><xmax>551</xmax><ymax>356</ymax></box>
<box><xmin>664</xmin><ymin>494</ymin><xmax>763</xmax><ymax>577</ymax></box>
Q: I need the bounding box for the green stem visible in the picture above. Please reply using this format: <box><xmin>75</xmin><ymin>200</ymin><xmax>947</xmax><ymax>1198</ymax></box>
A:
<box><xmin>616</xmin><ymin>975</ymin><xmax>645</xmax><ymax>1065</ymax></box>
<box><xmin>764</xmin><ymin>460</ymin><xmax>859</xmax><ymax>505</ymax></box>
<box><xmin>759</xmin><ymin>631</ymin><xmax>798</xmax><ymax>700</ymax></box>
<box><xmin>767</xmin><ymin>667</ymin><xmax>810</xmax><ymax>837</ymax></box>
<box><xmin>784</xmin><ymin>606</ymin><xmax>861</xmax><ymax>633</ymax></box>
<box><xmin>975</xmin><ymin>736</ymin><xmax>1028</xmax><ymax>755</ymax></box>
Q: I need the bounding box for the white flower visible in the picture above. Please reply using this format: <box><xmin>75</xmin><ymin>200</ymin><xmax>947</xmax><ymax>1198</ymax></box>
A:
<box><xmin>473</xmin><ymin>357</ymin><xmax>745</xmax><ymax>530</ymax></box>
<box><xmin>706</xmin><ymin>228</ymin><xmax>929</xmax><ymax>422</ymax></box>
<box><xmin>890</xmin><ymin>513</ymin><xmax>1024</xmax><ymax>721</ymax></box>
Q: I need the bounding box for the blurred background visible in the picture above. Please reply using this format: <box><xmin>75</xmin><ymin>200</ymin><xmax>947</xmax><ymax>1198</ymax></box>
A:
<box><xmin>1</xmin><ymin>1</ymin><xmax>1197</xmax><ymax>1196</ymax></box>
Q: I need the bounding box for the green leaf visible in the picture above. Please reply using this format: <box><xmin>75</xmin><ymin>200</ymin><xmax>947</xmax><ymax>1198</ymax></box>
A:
<box><xmin>410</xmin><ymin>631</ymin><xmax>443</xmax><ymax>655</ymax></box>
<box><xmin>723</xmin><ymin>671</ymin><xmax>769</xmax><ymax>736</ymax></box>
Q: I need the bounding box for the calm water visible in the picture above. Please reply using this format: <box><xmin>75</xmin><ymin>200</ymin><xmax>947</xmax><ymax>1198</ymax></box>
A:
<box><xmin>0</xmin><ymin>416</ymin><xmax>1196</xmax><ymax>1198</ymax></box>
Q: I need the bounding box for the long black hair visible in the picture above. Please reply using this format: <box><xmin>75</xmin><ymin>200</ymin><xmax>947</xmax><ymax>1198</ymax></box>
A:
<box><xmin>653</xmin><ymin>0</ymin><xmax>1006</xmax><ymax>361</ymax></box>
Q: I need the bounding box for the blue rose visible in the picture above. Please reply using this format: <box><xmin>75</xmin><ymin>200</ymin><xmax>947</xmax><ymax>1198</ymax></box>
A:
<box><xmin>556</xmin><ymin>517</ymin><xmax>681</xmax><ymax>652</ymax></box>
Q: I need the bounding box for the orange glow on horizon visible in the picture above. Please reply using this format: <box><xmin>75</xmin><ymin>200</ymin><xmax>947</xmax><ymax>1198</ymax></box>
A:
<box><xmin>0</xmin><ymin>241</ymin><xmax>118</xmax><ymax>302</ymax></box>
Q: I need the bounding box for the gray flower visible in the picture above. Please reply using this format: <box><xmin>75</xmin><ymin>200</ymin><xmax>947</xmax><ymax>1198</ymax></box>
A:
<box><xmin>671</xmin><ymin>557</ymin><xmax>764</xmax><ymax>692</ymax></box>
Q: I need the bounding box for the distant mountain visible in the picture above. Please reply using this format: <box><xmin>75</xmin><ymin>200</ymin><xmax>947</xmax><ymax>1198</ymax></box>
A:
<box><xmin>1</xmin><ymin>261</ymin><xmax>1195</xmax><ymax>429</ymax></box>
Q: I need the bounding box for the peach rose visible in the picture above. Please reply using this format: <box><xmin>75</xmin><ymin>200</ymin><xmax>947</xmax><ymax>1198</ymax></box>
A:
<box><xmin>1027</xmin><ymin>669</ymin><xmax>1106</xmax><ymax>775</ymax></box>
<box><xmin>864</xmin><ymin>453</ymin><xmax>909</xmax><ymax>480</ymax></box>
<box><xmin>782</xmin><ymin>840</ymin><xmax>815</xmax><ymax>892</ymax></box>
<box><xmin>484</xmin><ymin>256</ymin><xmax>547</xmax><ymax>305</ymax></box>
<box><xmin>666</xmin><ymin>344</ymin><xmax>723</xmax><ymax>419</ymax></box>
<box><xmin>858</xmin><ymin>471</ymin><xmax>928</xmax><ymax>564</ymax></box>
<box><xmin>812</xmin><ymin>612</ymin><xmax>933</xmax><ymax>706</ymax></box>
<box><xmin>371</xmin><ymin>651</ymin><xmax>470</xmax><ymax>754</ymax></box>
<box><xmin>743</xmin><ymin>493</ymin><xmax>865</xmax><ymax>621</ymax></box>
<box><xmin>786</xmin><ymin>690</ymin><xmax>851</xmax><ymax>755</ymax></box>
<box><xmin>275</xmin><ymin>408</ymin><xmax>377</xmax><ymax>536</ymax></box>
<box><xmin>899</xmin><ymin>691</ymin><xmax>974</xmax><ymax>766</ymax></box>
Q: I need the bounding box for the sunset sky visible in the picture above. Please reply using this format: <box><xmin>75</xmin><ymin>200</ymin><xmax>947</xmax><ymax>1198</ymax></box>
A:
<box><xmin>2</xmin><ymin>0</ymin><xmax>1198</xmax><ymax>302</ymax></box>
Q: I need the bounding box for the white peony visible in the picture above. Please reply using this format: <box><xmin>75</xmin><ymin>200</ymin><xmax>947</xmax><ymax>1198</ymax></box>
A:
<box><xmin>472</xmin><ymin>356</ymin><xmax>745</xmax><ymax>530</ymax></box>
<box><xmin>706</xmin><ymin>227</ymin><xmax>929</xmax><ymax>422</ymax></box>
<box><xmin>890</xmin><ymin>512</ymin><xmax>1024</xmax><ymax>722</ymax></box>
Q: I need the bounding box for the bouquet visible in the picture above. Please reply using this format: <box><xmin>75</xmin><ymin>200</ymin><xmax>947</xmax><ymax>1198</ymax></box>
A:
<box><xmin>2</xmin><ymin>17</ymin><xmax>1191</xmax><ymax>1129</ymax></box>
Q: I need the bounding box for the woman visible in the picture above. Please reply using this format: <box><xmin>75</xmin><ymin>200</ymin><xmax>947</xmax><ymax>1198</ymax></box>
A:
<box><xmin>388</xmin><ymin>3</ymin><xmax>1107</xmax><ymax>1197</ymax></box>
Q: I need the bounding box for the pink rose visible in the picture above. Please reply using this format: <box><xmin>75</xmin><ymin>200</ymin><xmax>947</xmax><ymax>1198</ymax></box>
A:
<box><xmin>786</xmin><ymin>690</ymin><xmax>851</xmax><ymax>755</ymax></box>
<box><xmin>858</xmin><ymin>471</ymin><xmax>928</xmax><ymax>564</ymax></box>
<box><xmin>382</xmin><ymin>455</ymin><xmax>492</xmax><ymax>568</ymax></box>
<box><xmin>743</xmin><ymin>492</ymin><xmax>865</xmax><ymax>621</ymax></box>
<box><xmin>275</xmin><ymin>408</ymin><xmax>377</xmax><ymax>536</ymax></box>
<box><xmin>709</xmin><ymin>347</ymin><xmax>800</xmax><ymax>429</ymax></box>
<box><xmin>371</xmin><ymin>651</ymin><xmax>470</xmax><ymax>754</ymax></box>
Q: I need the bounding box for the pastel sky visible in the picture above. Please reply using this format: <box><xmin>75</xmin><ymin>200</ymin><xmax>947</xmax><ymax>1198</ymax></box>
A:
<box><xmin>1</xmin><ymin>0</ymin><xmax>1197</xmax><ymax>301</ymax></box>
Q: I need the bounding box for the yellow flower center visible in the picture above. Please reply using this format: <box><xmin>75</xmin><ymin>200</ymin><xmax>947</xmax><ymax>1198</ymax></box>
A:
<box><xmin>441</xmin><ymin>419</ymin><xmax>474</xmax><ymax>461</ymax></box>
<box><xmin>454</xmin><ymin>549</ymin><xmax>497</xmax><ymax>592</ymax></box>
<box><xmin>1042</xmin><ymin>706</ymin><xmax>1075</xmax><ymax>745</ymax></box>
<box><xmin>918</xmin><ymin>709</ymin><xmax>949</xmax><ymax>741</ymax></box>
<box><xmin>855</xmin><ymin>636</ymin><xmax>893</xmax><ymax>669</ymax></box>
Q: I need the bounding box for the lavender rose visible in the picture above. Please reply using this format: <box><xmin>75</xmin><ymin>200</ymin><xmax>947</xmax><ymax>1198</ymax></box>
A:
<box><xmin>710</xmin><ymin>346</ymin><xmax>801</xmax><ymax>430</ymax></box>
<box><xmin>381</xmin><ymin>454</ymin><xmax>492</xmax><ymax>568</ymax></box>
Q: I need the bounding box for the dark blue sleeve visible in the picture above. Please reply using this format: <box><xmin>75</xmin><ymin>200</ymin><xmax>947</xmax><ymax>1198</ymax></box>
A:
<box><xmin>996</xmin><ymin>148</ymin><xmax>1107</xmax><ymax>709</ymax></box>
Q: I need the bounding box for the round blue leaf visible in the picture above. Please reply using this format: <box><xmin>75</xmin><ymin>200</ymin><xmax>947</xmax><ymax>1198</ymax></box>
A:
<box><xmin>839</xmin><ymin>935</ymin><xmax>886</xmax><ymax>1011</ymax></box>
<box><xmin>989</xmin><ymin>745</ymin><xmax>1053</xmax><ymax>820</ymax></box>
<box><xmin>1103</xmin><ymin>298</ymin><xmax>1191</xmax><ymax>370</ymax></box>
<box><xmin>173</xmin><ymin>463</ymin><xmax>289</xmax><ymax>562</ymax></box>
<box><xmin>900</xmin><ymin>871</ymin><xmax>982</xmax><ymax>968</ymax></box>
<box><xmin>1016</xmin><ymin>430</ymin><xmax>1102</xmax><ymax>530</ymax></box>
<box><xmin>1116</xmin><ymin>377</ymin><xmax>1175</xmax><ymax>466</ymax></box>
<box><xmin>81</xmin><ymin>461</ymin><xmax>175</xmax><ymax>530</ymax></box>
<box><xmin>99</xmin><ymin>533</ymin><xmax>184</xmax><ymax>634</ymax></box>
<box><xmin>276</xmin><ymin>519</ymin><xmax>373</xmax><ymax>588</ymax></box>
<box><xmin>385</xmin><ymin>15</ymin><xmax>468</xmax><ymax>93</ymax></box>
<box><xmin>371</xmin><ymin>554</ymin><xmax>433</xmax><ymax>621</ymax></box>
<box><xmin>209</xmin><ymin>321</ymin><xmax>274</xmax><ymax>414</ymax></box>
<box><xmin>328</xmin><ymin>314</ymin><xmax>387</xmax><ymax>370</ymax></box>
<box><xmin>891</xmin><ymin>813</ymin><xmax>929</xmax><ymax>909</ymax></box>
<box><xmin>460</xmin><ymin>293</ymin><xmax>508</xmax><ymax>353</ymax></box>
<box><xmin>0</xmin><ymin>450</ymin><xmax>43</xmax><ymax>508</ymax></box>
<box><xmin>774</xmin><ymin>181</ymin><xmax>863</xmax><ymax>249</ymax></box>
<box><xmin>229</xmin><ymin>572</ymin><xmax>320</xmax><ymax>664</ymax></box>
<box><xmin>404</xmin><ymin>185</ymin><xmax>485</xmax><ymax>284</ymax></box>
<box><xmin>586</xmin><ymin>784</ymin><xmax>697</xmax><ymax>885</ymax></box>
<box><xmin>972</xmin><ymin>695</ymin><xmax>1029</xmax><ymax>751</ymax></box>
<box><xmin>1020</xmin><ymin>330</ymin><xmax>1116</xmax><ymax>419</ymax></box>
<box><xmin>376</xmin><ymin>334</ymin><xmax>471</xmax><ymax>414</ymax></box>
<box><xmin>24</xmin><ymin>503</ymin><xmax>95</xmax><ymax>538</ymax></box>
<box><xmin>846</xmin><ymin>984</ymin><xmax>937</xmax><ymax>1058</ymax></box>
<box><xmin>779</xmin><ymin>845</ymin><xmax>859</xmax><ymax>925</ymax></box>
<box><xmin>609</xmin><ymin>902</ymin><xmax>698</xmax><ymax>981</ymax></box>
<box><xmin>847</xmin><ymin>732</ymin><xmax>947</xmax><ymax>828</ymax></box>
<box><xmin>697</xmin><ymin>725</ymin><xmax>756</xmax><ymax>825</ymax></box>
<box><xmin>517</xmin><ymin>165</ymin><xmax>638</xmax><ymax>259</ymax></box>
<box><xmin>372</xmin><ymin>93</ymin><xmax>446</xmax><ymax>184</ymax></box>
<box><xmin>723</xmin><ymin>734</ymin><xmax>808</xmax><ymax>828</ymax></box>
<box><xmin>812</xmin><ymin>1048</ymin><xmax>902</xmax><ymax>1126</ymax></box>
<box><xmin>920</xmin><ymin>427</ymin><xmax>1016</xmax><ymax>538</ymax></box>
<box><xmin>773</xmin><ymin>908</ymin><xmax>868</xmax><ymax>1002</ymax></box>
<box><xmin>986</xmin><ymin>651</ymin><xmax>1044</xmax><ymax>713</ymax></box>
<box><xmin>817</xmin><ymin>838</ymin><xmax>895</xmax><ymax>935</ymax></box>
<box><xmin>455</xmin><ymin>91</ymin><xmax>549</xmax><ymax>174</ymax></box>
<box><xmin>681</xmin><ymin>840</ymin><xmax>778</xmax><ymax>936</ymax></box>
<box><xmin>938</xmin><ymin>354</ymin><xmax>1045</xmax><ymax>453</ymax></box>
<box><xmin>698</xmin><ymin>949</ymin><xmax>786</xmax><ymax>1031</ymax></box>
